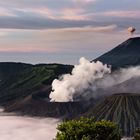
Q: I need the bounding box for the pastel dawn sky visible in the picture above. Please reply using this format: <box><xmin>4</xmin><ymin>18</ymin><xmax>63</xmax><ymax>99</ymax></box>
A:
<box><xmin>0</xmin><ymin>0</ymin><xmax>140</xmax><ymax>64</ymax></box>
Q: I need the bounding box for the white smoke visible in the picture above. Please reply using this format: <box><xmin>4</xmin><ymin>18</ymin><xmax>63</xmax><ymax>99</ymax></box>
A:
<box><xmin>50</xmin><ymin>57</ymin><xmax>140</xmax><ymax>102</ymax></box>
<box><xmin>95</xmin><ymin>66</ymin><xmax>140</xmax><ymax>88</ymax></box>
<box><xmin>50</xmin><ymin>57</ymin><xmax>111</xmax><ymax>102</ymax></box>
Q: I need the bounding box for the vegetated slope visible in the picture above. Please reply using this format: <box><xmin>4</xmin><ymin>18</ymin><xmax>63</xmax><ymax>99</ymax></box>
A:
<box><xmin>95</xmin><ymin>37</ymin><xmax>140</xmax><ymax>69</ymax></box>
<box><xmin>0</xmin><ymin>62</ymin><xmax>90</xmax><ymax>118</ymax></box>
<box><xmin>84</xmin><ymin>93</ymin><xmax>140</xmax><ymax>136</ymax></box>
<box><xmin>0</xmin><ymin>62</ymin><xmax>73</xmax><ymax>105</ymax></box>
<box><xmin>0</xmin><ymin>62</ymin><xmax>94</xmax><ymax>118</ymax></box>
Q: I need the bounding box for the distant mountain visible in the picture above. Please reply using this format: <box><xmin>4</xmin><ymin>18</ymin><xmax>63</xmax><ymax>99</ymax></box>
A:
<box><xmin>84</xmin><ymin>93</ymin><xmax>140</xmax><ymax>136</ymax></box>
<box><xmin>95</xmin><ymin>37</ymin><xmax>140</xmax><ymax>69</ymax></box>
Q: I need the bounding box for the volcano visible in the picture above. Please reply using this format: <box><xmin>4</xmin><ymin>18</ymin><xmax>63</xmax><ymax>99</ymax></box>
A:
<box><xmin>84</xmin><ymin>93</ymin><xmax>140</xmax><ymax>136</ymax></box>
<box><xmin>95</xmin><ymin>37</ymin><xmax>140</xmax><ymax>69</ymax></box>
<box><xmin>0</xmin><ymin>38</ymin><xmax>140</xmax><ymax>137</ymax></box>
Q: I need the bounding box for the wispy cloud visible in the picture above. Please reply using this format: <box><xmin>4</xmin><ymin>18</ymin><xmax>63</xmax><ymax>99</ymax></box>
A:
<box><xmin>45</xmin><ymin>24</ymin><xmax>118</xmax><ymax>33</ymax></box>
<box><xmin>0</xmin><ymin>47</ymin><xmax>58</xmax><ymax>53</ymax></box>
<box><xmin>59</xmin><ymin>8</ymin><xmax>87</xmax><ymax>20</ymax></box>
<box><xmin>73</xmin><ymin>0</ymin><xmax>98</xmax><ymax>7</ymax></box>
<box><xmin>16</xmin><ymin>7</ymin><xmax>88</xmax><ymax>21</ymax></box>
<box><xmin>0</xmin><ymin>7</ymin><xmax>17</xmax><ymax>17</ymax></box>
<box><xmin>0</xmin><ymin>24</ymin><xmax>125</xmax><ymax>54</ymax></box>
<box><xmin>101</xmin><ymin>10</ymin><xmax>140</xmax><ymax>19</ymax></box>
<box><xmin>0</xmin><ymin>0</ymin><xmax>138</xmax><ymax>30</ymax></box>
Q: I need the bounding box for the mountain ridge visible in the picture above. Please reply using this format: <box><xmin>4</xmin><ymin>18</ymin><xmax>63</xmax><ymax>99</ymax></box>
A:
<box><xmin>95</xmin><ymin>37</ymin><xmax>140</xmax><ymax>69</ymax></box>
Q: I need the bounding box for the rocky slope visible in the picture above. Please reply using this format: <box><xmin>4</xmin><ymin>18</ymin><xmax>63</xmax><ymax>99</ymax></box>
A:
<box><xmin>84</xmin><ymin>93</ymin><xmax>140</xmax><ymax>136</ymax></box>
<box><xmin>4</xmin><ymin>95</ymin><xmax>87</xmax><ymax>119</ymax></box>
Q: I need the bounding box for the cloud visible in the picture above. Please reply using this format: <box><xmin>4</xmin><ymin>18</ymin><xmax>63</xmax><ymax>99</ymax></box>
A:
<box><xmin>0</xmin><ymin>32</ymin><xmax>8</xmax><ymax>37</ymax></box>
<box><xmin>45</xmin><ymin>24</ymin><xmax>118</xmax><ymax>33</ymax></box>
<box><xmin>59</xmin><ymin>8</ymin><xmax>88</xmax><ymax>21</ymax></box>
<box><xmin>17</xmin><ymin>7</ymin><xmax>88</xmax><ymax>21</ymax></box>
<box><xmin>101</xmin><ymin>10</ymin><xmax>140</xmax><ymax>19</ymax></box>
<box><xmin>0</xmin><ymin>114</ymin><xmax>58</xmax><ymax>140</ymax></box>
<box><xmin>0</xmin><ymin>24</ymin><xmax>127</xmax><ymax>58</ymax></box>
<box><xmin>0</xmin><ymin>1</ymin><xmax>138</xmax><ymax>30</ymax></box>
<box><xmin>0</xmin><ymin>0</ymin><xmax>98</xmax><ymax>8</ymax></box>
<box><xmin>0</xmin><ymin>26</ymin><xmax>129</xmax><ymax>64</ymax></box>
<box><xmin>0</xmin><ymin>7</ymin><xmax>17</xmax><ymax>17</ymax></box>
<box><xmin>0</xmin><ymin>6</ymin><xmax>118</xmax><ymax>30</ymax></box>
<box><xmin>0</xmin><ymin>13</ymin><xmax>96</xmax><ymax>30</ymax></box>
<box><xmin>73</xmin><ymin>0</ymin><xmax>97</xmax><ymax>2</ymax></box>
<box><xmin>73</xmin><ymin>0</ymin><xmax>98</xmax><ymax>7</ymax></box>
<box><xmin>0</xmin><ymin>46</ymin><xmax>58</xmax><ymax>53</ymax></box>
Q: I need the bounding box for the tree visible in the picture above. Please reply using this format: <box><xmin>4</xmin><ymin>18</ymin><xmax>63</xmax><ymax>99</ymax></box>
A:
<box><xmin>55</xmin><ymin>117</ymin><xmax>121</xmax><ymax>140</ymax></box>
<box><xmin>134</xmin><ymin>128</ymin><xmax>140</xmax><ymax>140</ymax></box>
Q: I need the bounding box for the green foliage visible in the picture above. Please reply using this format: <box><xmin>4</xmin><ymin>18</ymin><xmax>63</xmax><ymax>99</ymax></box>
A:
<box><xmin>0</xmin><ymin>62</ymin><xmax>73</xmax><ymax>103</ymax></box>
<box><xmin>134</xmin><ymin>128</ymin><xmax>140</xmax><ymax>140</ymax></box>
<box><xmin>55</xmin><ymin>117</ymin><xmax>121</xmax><ymax>140</ymax></box>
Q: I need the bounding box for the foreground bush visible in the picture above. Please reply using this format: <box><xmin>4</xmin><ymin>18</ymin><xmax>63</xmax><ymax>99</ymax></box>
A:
<box><xmin>55</xmin><ymin>117</ymin><xmax>121</xmax><ymax>140</ymax></box>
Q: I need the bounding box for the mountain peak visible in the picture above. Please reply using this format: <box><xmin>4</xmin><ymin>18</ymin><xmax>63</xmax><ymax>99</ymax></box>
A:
<box><xmin>125</xmin><ymin>37</ymin><xmax>140</xmax><ymax>42</ymax></box>
<box><xmin>126</xmin><ymin>37</ymin><xmax>140</xmax><ymax>42</ymax></box>
<box><xmin>117</xmin><ymin>37</ymin><xmax>140</xmax><ymax>50</ymax></box>
<box><xmin>95</xmin><ymin>37</ymin><xmax>140</xmax><ymax>69</ymax></box>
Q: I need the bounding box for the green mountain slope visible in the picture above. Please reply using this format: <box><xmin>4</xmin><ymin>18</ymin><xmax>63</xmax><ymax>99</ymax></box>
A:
<box><xmin>0</xmin><ymin>62</ymin><xmax>90</xmax><ymax>118</ymax></box>
<box><xmin>0</xmin><ymin>62</ymin><xmax>73</xmax><ymax>105</ymax></box>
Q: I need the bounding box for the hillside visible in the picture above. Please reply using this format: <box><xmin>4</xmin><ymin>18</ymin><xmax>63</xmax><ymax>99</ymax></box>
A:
<box><xmin>84</xmin><ymin>93</ymin><xmax>140</xmax><ymax>136</ymax></box>
<box><xmin>95</xmin><ymin>37</ymin><xmax>140</xmax><ymax>69</ymax></box>
<box><xmin>0</xmin><ymin>62</ymin><xmax>73</xmax><ymax>106</ymax></box>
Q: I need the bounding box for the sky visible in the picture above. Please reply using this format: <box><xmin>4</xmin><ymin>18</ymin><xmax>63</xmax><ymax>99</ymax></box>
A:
<box><xmin>0</xmin><ymin>0</ymin><xmax>140</xmax><ymax>64</ymax></box>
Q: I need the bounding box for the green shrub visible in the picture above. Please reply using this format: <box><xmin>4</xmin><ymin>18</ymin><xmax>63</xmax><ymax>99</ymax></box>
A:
<box><xmin>55</xmin><ymin>117</ymin><xmax>121</xmax><ymax>140</ymax></box>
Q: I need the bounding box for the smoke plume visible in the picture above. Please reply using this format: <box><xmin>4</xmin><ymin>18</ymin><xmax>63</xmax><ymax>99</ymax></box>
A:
<box><xmin>50</xmin><ymin>57</ymin><xmax>140</xmax><ymax>102</ymax></box>
<box><xmin>95</xmin><ymin>66</ymin><xmax>140</xmax><ymax>88</ymax></box>
<box><xmin>50</xmin><ymin>57</ymin><xmax>111</xmax><ymax>102</ymax></box>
